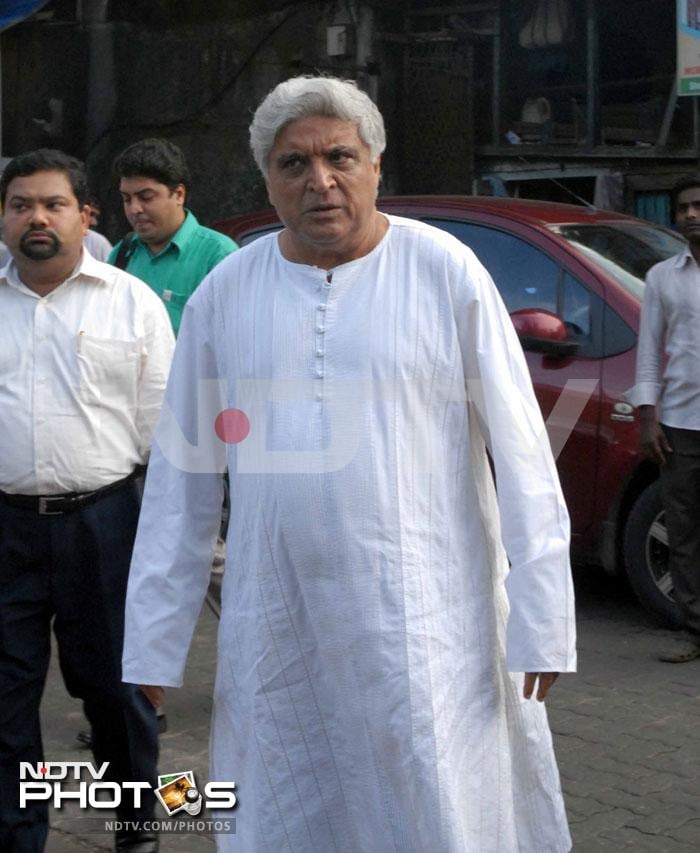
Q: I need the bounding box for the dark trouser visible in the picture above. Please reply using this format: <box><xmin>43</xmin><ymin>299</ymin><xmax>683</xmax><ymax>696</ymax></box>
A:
<box><xmin>661</xmin><ymin>425</ymin><xmax>700</xmax><ymax>638</ymax></box>
<box><xmin>0</xmin><ymin>481</ymin><xmax>159</xmax><ymax>853</ymax></box>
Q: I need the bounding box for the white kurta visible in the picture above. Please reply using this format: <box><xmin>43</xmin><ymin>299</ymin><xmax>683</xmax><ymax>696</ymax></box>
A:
<box><xmin>123</xmin><ymin>215</ymin><xmax>576</xmax><ymax>852</ymax></box>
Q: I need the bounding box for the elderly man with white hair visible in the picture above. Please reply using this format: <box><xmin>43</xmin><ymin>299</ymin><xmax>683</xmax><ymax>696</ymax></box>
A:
<box><xmin>123</xmin><ymin>76</ymin><xmax>576</xmax><ymax>852</ymax></box>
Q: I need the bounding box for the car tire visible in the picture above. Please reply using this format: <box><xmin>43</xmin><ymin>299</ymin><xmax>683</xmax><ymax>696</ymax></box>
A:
<box><xmin>623</xmin><ymin>480</ymin><xmax>682</xmax><ymax>627</ymax></box>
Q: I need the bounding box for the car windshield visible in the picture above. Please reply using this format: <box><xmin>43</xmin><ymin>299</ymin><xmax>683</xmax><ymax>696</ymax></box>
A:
<box><xmin>549</xmin><ymin>222</ymin><xmax>686</xmax><ymax>299</ymax></box>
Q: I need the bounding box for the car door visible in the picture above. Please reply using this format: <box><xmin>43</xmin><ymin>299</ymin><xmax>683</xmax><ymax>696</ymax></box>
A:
<box><xmin>423</xmin><ymin>217</ymin><xmax>604</xmax><ymax>539</ymax></box>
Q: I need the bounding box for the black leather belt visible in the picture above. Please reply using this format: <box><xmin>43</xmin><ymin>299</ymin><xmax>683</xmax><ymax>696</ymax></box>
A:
<box><xmin>0</xmin><ymin>466</ymin><xmax>146</xmax><ymax>516</ymax></box>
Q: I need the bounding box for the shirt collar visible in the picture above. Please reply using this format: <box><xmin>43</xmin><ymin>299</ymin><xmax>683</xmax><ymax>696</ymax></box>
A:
<box><xmin>0</xmin><ymin>256</ymin><xmax>11</xmax><ymax>284</ymax></box>
<box><xmin>78</xmin><ymin>246</ymin><xmax>109</xmax><ymax>281</ymax></box>
<box><xmin>0</xmin><ymin>248</ymin><xmax>104</xmax><ymax>296</ymax></box>
<box><xmin>673</xmin><ymin>244</ymin><xmax>696</xmax><ymax>269</ymax></box>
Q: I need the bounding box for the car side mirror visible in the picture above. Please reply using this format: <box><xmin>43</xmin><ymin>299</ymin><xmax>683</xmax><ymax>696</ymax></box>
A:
<box><xmin>510</xmin><ymin>308</ymin><xmax>579</xmax><ymax>358</ymax></box>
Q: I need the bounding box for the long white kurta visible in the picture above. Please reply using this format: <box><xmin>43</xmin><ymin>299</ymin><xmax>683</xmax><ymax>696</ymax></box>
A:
<box><xmin>123</xmin><ymin>215</ymin><xmax>576</xmax><ymax>852</ymax></box>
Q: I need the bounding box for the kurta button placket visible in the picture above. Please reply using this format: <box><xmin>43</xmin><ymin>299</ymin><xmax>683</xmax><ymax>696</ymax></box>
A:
<box><xmin>314</xmin><ymin>278</ymin><xmax>330</xmax><ymax>401</ymax></box>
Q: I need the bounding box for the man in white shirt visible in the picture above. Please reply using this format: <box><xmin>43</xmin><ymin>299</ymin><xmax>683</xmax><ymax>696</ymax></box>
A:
<box><xmin>632</xmin><ymin>174</ymin><xmax>700</xmax><ymax>662</ymax></box>
<box><xmin>123</xmin><ymin>78</ymin><xmax>576</xmax><ymax>852</ymax></box>
<box><xmin>0</xmin><ymin>149</ymin><xmax>174</xmax><ymax>852</ymax></box>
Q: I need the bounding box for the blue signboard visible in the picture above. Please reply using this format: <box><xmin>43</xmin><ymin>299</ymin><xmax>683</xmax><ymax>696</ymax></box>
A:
<box><xmin>0</xmin><ymin>1</ymin><xmax>51</xmax><ymax>33</ymax></box>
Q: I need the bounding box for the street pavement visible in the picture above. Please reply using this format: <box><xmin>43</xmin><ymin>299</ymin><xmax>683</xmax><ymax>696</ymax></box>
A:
<box><xmin>549</xmin><ymin>567</ymin><xmax>700</xmax><ymax>852</ymax></box>
<box><xmin>40</xmin><ymin>565</ymin><xmax>700</xmax><ymax>852</ymax></box>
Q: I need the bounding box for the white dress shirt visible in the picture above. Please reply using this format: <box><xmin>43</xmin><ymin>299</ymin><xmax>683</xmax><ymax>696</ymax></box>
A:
<box><xmin>0</xmin><ymin>249</ymin><xmax>174</xmax><ymax>494</ymax></box>
<box><xmin>629</xmin><ymin>246</ymin><xmax>700</xmax><ymax>429</ymax></box>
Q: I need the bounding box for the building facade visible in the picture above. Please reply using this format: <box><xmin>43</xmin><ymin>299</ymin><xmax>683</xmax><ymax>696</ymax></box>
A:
<box><xmin>1</xmin><ymin>0</ymin><xmax>695</xmax><ymax>233</ymax></box>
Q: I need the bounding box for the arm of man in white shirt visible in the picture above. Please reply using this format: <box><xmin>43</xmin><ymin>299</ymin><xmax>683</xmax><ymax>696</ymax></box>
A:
<box><xmin>632</xmin><ymin>270</ymin><xmax>672</xmax><ymax>466</ymax></box>
<box><xmin>135</xmin><ymin>290</ymin><xmax>176</xmax><ymax>457</ymax></box>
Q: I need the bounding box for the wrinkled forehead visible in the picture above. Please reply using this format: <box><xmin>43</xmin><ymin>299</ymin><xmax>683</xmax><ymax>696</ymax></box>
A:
<box><xmin>272</xmin><ymin>115</ymin><xmax>365</xmax><ymax>152</ymax></box>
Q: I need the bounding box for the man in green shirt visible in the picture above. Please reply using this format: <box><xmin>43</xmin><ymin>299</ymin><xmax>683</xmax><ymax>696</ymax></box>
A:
<box><xmin>106</xmin><ymin>139</ymin><xmax>235</xmax><ymax>738</ymax></box>
<box><xmin>109</xmin><ymin>138</ymin><xmax>237</xmax><ymax>334</ymax></box>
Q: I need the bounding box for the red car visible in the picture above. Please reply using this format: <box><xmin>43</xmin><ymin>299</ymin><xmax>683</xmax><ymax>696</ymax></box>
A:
<box><xmin>214</xmin><ymin>196</ymin><xmax>685</xmax><ymax>626</ymax></box>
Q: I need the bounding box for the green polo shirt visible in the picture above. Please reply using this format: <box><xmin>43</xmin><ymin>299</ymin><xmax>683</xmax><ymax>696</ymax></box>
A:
<box><xmin>108</xmin><ymin>210</ymin><xmax>237</xmax><ymax>334</ymax></box>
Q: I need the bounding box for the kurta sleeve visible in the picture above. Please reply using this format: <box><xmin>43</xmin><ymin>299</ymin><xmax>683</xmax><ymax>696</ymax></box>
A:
<box><xmin>628</xmin><ymin>269</ymin><xmax>665</xmax><ymax>408</ymax></box>
<box><xmin>123</xmin><ymin>278</ymin><xmax>226</xmax><ymax>688</ymax></box>
<box><xmin>456</xmin><ymin>251</ymin><xmax>577</xmax><ymax>674</ymax></box>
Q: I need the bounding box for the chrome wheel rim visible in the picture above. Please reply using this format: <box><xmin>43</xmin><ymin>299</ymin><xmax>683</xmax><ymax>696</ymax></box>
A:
<box><xmin>645</xmin><ymin>510</ymin><xmax>673</xmax><ymax>601</ymax></box>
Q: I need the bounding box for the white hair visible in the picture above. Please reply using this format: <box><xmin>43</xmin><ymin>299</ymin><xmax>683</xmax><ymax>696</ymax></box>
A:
<box><xmin>249</xmin><ymin>76</ymin><xmax>386</xmax><ymax>175</ymax></box>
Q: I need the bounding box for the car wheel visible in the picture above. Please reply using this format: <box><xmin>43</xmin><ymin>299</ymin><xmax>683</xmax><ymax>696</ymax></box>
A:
<box><xmin>623</xmin><ymin>480</ymin><xmax>682</xmax><ymax>627</ymax></box>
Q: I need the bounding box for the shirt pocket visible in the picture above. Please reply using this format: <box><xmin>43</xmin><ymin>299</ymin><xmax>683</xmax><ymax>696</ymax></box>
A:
<box><xmin>77</xmin><ymin>334</ymin><xmax>142</xmax><ymax>408</ymax></box>
<box><xmin>161</xmin><ymin>289</ymin><xmax>189</xmax><ymax>307</ymax></box>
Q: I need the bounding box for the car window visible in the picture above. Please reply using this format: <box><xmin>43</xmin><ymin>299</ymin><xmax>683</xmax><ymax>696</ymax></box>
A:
<box><xmin>423</xmin><ymin>216</ymin><xmax>608</xmax><ymax>357</ymax></box>
<box><xmin>551</xmin><ymin>222</ymin><xmax>685</xmax><ymax>300</ymax></box>
<box><xmin>423</xmin><ymin>219</ymin><xmax>559</xmax><ymax>314</ymax></box>
<box><xmin>562</xmin><ymin>272</ymin><xmax>592</xmax><ymax>339</ymax></box>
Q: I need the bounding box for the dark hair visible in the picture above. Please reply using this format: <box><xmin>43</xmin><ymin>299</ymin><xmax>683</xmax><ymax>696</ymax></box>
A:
<box><xmin>0</xmin><ymin>148</ymin><xmax>88</xmax><ymax>208</ymax></box>
<box><xmin>112</xmin><ymin>138</ymin><xmax>189</xmax><ymax>191</ymax></box>
<box><xmin>671</xmin><ymin>173</ymin><xmax>700</xmax><ymax>212</ymax></box>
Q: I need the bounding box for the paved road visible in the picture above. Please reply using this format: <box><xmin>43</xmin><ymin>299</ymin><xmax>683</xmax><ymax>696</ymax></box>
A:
<box><xmin>549</xmin><ymin>567</ymin><xmax>700</xmax><ymax>852</ymax></box>
<box><xmin>40</xmin><ymin>565</ymin><xmax>700</xmax><ymax>852</ymax></box>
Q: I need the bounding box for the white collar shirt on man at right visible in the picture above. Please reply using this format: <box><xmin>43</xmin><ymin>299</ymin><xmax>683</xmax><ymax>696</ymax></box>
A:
<box><xmin>629</xmin><ymin>246</ymin><xmax>700</xmax><ymax>430</ymax></box>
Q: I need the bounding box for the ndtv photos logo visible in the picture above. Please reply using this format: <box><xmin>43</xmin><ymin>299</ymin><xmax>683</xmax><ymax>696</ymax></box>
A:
<box><xmin>19</xmin><ymin>762</ymin><xmax>236</xmax><ymax>814</ymax></box>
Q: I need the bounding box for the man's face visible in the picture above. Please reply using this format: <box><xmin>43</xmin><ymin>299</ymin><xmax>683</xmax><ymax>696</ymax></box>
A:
<box><xmin>675</xmin><ymin>186</ymin><xmax>700</xmax><ymax>244</ymax></box>
<box><xmin>2</xmin><ymin>170</ymin><xmax>88</xmax><ymax>263</ymax></box>
<box><xmin>88</xmin><ymin>203</ymin><xmax>100</xmax><ymax>228</ymax></box>
<box><xmin>265</xmin><ymin>115</ymin><xmax>381</xmax><ymax>264</ymax></box>
<box><xmin>118</xmin><ymin>176</ymin><xmax>185</xmax><ymax>250</ymax></box>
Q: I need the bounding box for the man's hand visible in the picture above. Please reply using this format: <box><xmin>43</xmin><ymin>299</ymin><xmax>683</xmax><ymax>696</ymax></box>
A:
<box><xmin>638</xmin><ymin>405</ymin><xmax>671</xmax><ymax>466</ymax></box>
<box><xmin>140</xmin><ymin>685</ymin><xmax>165</xmax><ymax>708</ymax></box>
<box><xmin>523</xmin><ymin>672</ymin><xmax>559</xmax><ymax>702</ymax></box>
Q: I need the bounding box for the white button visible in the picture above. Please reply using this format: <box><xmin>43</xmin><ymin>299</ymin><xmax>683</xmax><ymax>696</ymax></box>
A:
<box><xmin>37</xmin><ymin>417</ymin><xmax>46</xmax><ymax>425</ymax></box>
<box><xmin>316</xmin><ymin>370</ymin><xmax>324</xmax><ymax>378</ymax></box>
<box><xmin>316</xmin><ymin>327</ymin><xmax>325</xmax><ymax>334</ymax></box>
<box><xmin>316</xmin><ymin>349</ymin><xmax>324</xmax><ymax>357</ymax></box>
<box><xmin>37</xmin><ymin>376</ymin><xmax>46</xmax><ymax>384</ymax></box>
<box><xmin>315</xmin><ymin>393</ymin><xmax>323</xmax><ymax>402</ymax></box>
<box><xmin>318</xmin><ymin>304</ymin><xmax>327</xmax><ymax>311</ymax></box>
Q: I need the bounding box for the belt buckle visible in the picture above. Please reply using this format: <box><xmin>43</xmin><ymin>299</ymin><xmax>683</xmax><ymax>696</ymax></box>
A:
<box><xmin>38</xmin><ymin>496</ymin><xmax>66</xmax><ymax>516</ymax></box>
